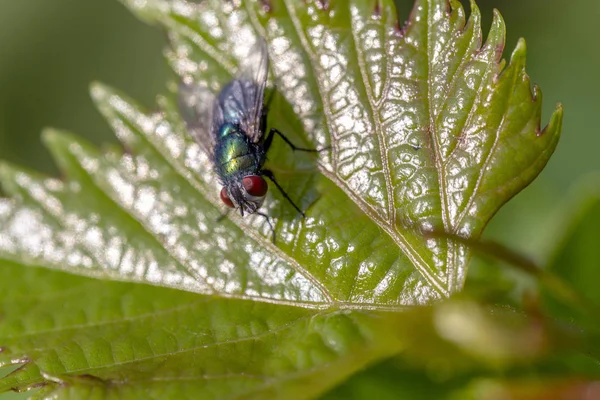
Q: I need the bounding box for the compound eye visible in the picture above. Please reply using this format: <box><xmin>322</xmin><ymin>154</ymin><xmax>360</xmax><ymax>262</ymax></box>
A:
<box><xmin>220</xmin><ymin>187</ymin><xmax>235</xmax><ymax>208</ymax></box>
<box><xmin>242</xmin><ymin>176</ymin><xmax>268</xmax><ymax>197</ymax></box>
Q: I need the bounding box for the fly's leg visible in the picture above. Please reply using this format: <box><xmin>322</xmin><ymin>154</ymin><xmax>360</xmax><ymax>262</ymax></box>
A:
<box><xmin>256</xmin><ymin>211</ymin><xmax>276</xmax><ymax>243</ymax></box>
<box><xmin>261</xmin><ymin>169</ymin><xmax>306</xmax><ymax>218</ymax></box>
<box><xmin>264</xmin><ymin>128</ymin><xmax>326</xmax><ymax>153</ymax></box>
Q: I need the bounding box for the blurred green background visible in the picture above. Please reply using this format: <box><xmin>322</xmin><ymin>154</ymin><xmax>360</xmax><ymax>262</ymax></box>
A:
<box><xmin>0</xmin><ymin>0</ymin><xmax>598</xmax><ymax>399</ymax></box>
<box><xmin>0</xmin><ymin>0</ymin><xmax>168</xmax><ymax>175</ymax></box>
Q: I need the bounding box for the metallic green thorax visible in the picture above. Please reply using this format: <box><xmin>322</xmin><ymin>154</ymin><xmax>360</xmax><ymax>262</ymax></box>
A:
<box><xmin>214</xmin><ymin>123</ymin><xmax>265</xmax><ymax>181</ymax></box>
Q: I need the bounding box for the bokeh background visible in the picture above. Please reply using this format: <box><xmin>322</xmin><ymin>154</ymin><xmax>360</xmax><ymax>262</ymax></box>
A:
<box><xmin>0</xmin><ymin>0</ymin><xmax>598</xmax><ymax>397</ymax></box>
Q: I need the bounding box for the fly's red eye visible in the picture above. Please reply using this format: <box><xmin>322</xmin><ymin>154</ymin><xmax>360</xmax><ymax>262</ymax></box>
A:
<box><xmin>220</xmin><ymin>187</ymin><xmax>235</xmax><ymax>208</ymax></box>
<box><xmin>242</xmin><ymin>176</ymin><xmax>268</xmax><ymax>197</ymax></box>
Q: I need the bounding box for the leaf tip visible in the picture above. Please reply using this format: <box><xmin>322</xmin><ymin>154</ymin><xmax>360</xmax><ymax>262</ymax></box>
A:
<box><xmin>118</xmin><ymin>0</ymin><xmax>164</xmax><ymax>24</ymax></box>
<box><xmin>514</xmin><ymin>37</ymin><xmax>527</xmax><ymax>56</ymax></box>
<box><xmin>555</xmin><ymin>102</ymin><xmax>564</xmax><ymax>113</ymax></box>
<box><xmin>485</xmin><ymin>8</ymin><xmax>506</xmax><ymax>61</ymax></box>
<box><xmin>0</xmin><ymin>161</ymin><xmax>19</xmax><ymax>195</ymax></box>
<box><xmin>0</xmin><ymin>357</ymin><xmax>34</xmax><ymax>392</ymax></box>
<box><xmin>0</xmin><ymin>160</ymin><xmax>11</xmax><ymax>194</ymax></box>
<box><xmin>506</xmin><ymin>37</ymin><xmax>527</xmax><ymax>72</ymax></box>
<box><xmin>540</xmin><ymin>103</ymin><xmax>564</xmax><ymax>137</ymax></box>
<box><xmin>41</xmin><ymin>128</ymin><xmax>68</xmax><ymax>149</ymax></box>
<box><xmin>460</xmin><ymin>0</ymin><xmax>480</xmax><ymax>35</ymax></box>
<box><xmin>492</xmin><ymin>7</ymin><xmax>504</xmax><ymax>21</ymax></box>
<box><xmin>89</xmin><ymin>83</ymin><xmax>128</xmax><ymax>122</ymax></box>
<box><xmin>89</xmin><ymin>81</ymin><xmax>112</xmax><ymax>105</ymax></box>
<box><xmin>0</xmin><ymin>160</ymin><xmax>9</xmax><ymax>179</ymax></box>
<box><xmin>42</xmin><ymin>128</ymin><xmax>87</xmax><ymax>166</ymax></box>
<box><xmin>468</xmin><ymin>0</ymin><xmax>480</xmax><ymax>17</ymax></box>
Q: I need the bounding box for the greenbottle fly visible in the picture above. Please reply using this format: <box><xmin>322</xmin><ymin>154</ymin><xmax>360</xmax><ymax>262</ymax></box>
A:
<box><xmin>178</xmin><ymin>38</ymin><xmax>322</xmax><ymax>238</ymax></box>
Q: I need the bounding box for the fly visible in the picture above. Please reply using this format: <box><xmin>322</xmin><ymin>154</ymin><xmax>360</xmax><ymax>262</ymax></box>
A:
<box><xmin>178</xmin><ymin>38</ymin><xmax>324</xmax><ymax>241</ymax></box>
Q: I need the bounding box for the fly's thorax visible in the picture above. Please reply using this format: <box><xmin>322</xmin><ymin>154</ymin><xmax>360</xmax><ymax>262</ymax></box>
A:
<box><xmin>214</xmin><ymin>129</ymin><xmax>265</xmax><ymax>181</ymax></box>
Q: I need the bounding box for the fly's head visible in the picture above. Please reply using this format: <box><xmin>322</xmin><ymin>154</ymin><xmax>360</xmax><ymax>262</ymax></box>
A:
<box><xmin>220</xmin><ymin>175</ymin><xmax>268</xmax><ymax>216</ymax></box>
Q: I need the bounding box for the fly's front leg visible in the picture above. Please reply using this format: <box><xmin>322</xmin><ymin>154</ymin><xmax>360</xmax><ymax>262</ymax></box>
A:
<box><xmin>256</xmin><ymin>211</ymin><xmax>276</xmax><ymax>243</ymax></box>
<box><xmin>261</xmin><ymin>169</ymin><xmax>306</xmax><ymax>218</ymax></box>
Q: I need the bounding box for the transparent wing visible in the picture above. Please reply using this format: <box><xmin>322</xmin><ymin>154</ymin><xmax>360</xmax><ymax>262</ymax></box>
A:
<box><xmin>178</xmin><ymin>83</ymin><xmax>222</xmax><ymax>156</ymax></box>
<box><xmin>237</xmin><ymin>38</ymin><xmax>269</xmax><ymax>142</ymax></box>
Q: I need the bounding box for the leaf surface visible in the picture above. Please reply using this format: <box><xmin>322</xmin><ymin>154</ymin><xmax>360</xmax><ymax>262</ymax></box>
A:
<box><xmin>0</xmin><ymin>262</ymin><xmax>408</xmax><ymax>399</ymax></box>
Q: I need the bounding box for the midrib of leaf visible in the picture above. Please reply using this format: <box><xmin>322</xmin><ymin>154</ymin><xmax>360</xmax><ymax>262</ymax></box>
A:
<box><xmin>451</xmin><ymin>38</ymin><xmax>539</xmax><ymax>233</ymax></box>
<box><xmin>425</xmin><ymin>2</ymin><xmax>450</xmax><ymax>241</ymax></box>
<box><xmin>420</xmin><ymin>1</ymin><xmax>507</xmax><ymax>292</ymax></box>
<box><xmin>277</xmin><ymin>0</ymin><xmax>448</xmax><ymax>294</ymax></box>
<box><xmin>347</xmin><ymin>3</ymin><xmax>406</xmax><ymax>233</ymax></box>
<box><xmin>440</xmin><ymin>9</ymin><xmax>499</xmax><ymax>233</ymax></box>
<box><xmin>455</xmin><ymin>98</ymin><xmax>505</xmax><ymax>228</ymax></box>
<box><xmin>425</xmin><ymin>1</ymin><xmax>462</xmax><ymax>294</ymax></box>
<box><xmin>348</xmin><ymin>2</ymin><xmax>449</xmax><ymax>292</ymax></box>
<box><xmin>271</xmin><ymin>1</ymin><xmax>393</xmax><ymax>285</ymax></box>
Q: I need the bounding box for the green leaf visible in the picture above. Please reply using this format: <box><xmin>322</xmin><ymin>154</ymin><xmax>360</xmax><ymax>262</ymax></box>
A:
<box><xmin>0</xmin><ymin>261</ymin><xmax>410</xmax><ymax>399</ymax></box>
<box><xmin>0</xmin><ymin>0</ymin><xmax>561</xmax><ymax>397</ymax></box>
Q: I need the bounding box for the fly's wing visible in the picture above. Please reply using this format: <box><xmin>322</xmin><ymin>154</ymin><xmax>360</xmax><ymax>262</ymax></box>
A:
<box><xmin>178</xmin><ymin>82</ymin><xmax>223</xmax><ymax>156</ymax></box>
<box><xmin>237</xmin><ymin>38</ymin><xmax>269</xmax><ymax>142</ymax></box>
